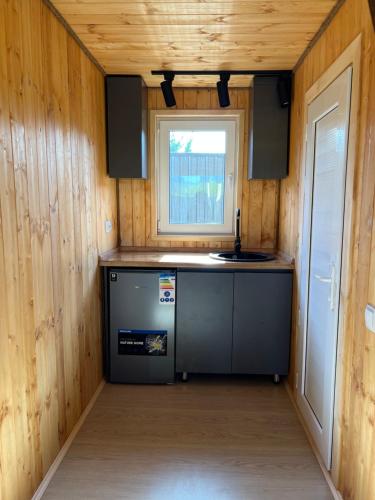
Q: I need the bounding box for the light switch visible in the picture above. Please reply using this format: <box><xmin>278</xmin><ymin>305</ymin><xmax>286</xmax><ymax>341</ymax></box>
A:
<box><xmin>365</xmin><ymin>304</ymin><xmax>375</xmax><ymax>333</ymax></box>
<box><xmin>105</xmin><ymin>220</ymin><xmax>113</xmax><ymax>233</ymax></box>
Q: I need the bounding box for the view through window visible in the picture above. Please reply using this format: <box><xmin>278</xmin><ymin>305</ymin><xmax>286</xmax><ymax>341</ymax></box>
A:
<box><xmin>169</xmin><ymin>130</ymin><xmax>226</xmax><ymax>226</ymax></box>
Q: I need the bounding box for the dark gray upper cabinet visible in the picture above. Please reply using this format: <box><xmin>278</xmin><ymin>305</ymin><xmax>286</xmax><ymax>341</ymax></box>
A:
<box><xmin>249</xmin><ymin>76</ymin><xmax>290</xmax><ymax>179</ymax></box>
<box><xmin>106</xmin><ymin>76</ymin><xmax>148</xmax><ymax>179</ymax></box>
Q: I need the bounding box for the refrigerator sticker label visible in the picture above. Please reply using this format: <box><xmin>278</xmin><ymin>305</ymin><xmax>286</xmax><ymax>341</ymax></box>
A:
<box><xmin>118</xmin><ymin>329</ymin><xmax>167</xmax><ymax>356</ymax></box>
<box><xmin>159</xmin><ymin>273</ymin><xmax>175</xmax><ymax>305</ymax></box>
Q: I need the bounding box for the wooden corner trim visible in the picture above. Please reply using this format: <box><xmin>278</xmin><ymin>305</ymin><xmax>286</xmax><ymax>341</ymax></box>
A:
<box><xmin>31</xmin><ymin>380</ymin><xmax>106</xmax><ymax>500</ymax></box>
<box><xmin>42</xmin><ymin>0</ymin><xmax>105</xmax><ymax>75</ymax></box>
<box><xmin>283</xmin><ymin>381</ymin><xmax>344</xmax><ymax>500</ymax></box>
<box><xmin>368</xmin><ymin>0</ymin><xmax>375</xmax><ymax>30</ymax></box>
<box><xmin>293</xmin><ymin>0</ymin><xmax>347</xmax><ymax>72</ymax></box>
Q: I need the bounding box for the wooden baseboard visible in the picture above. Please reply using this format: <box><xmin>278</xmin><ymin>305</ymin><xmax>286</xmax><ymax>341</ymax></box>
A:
<box><xmin>31</xmin><ymin>380</ymin><xmax>106</xmax><ymax>500</ymax></box>
<box><xmin>283</xmin><ymin>381</ymin><xmax>343</xmax><ymax>500</ymax></box>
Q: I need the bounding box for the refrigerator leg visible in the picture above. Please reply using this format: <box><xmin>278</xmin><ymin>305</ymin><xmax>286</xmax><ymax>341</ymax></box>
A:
<box><xmin>182</xmin><ymin>372</ymin><xmax>188</xmax><ymax>382</ymax></box>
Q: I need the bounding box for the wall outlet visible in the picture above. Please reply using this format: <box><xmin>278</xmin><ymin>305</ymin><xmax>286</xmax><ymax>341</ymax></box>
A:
<box><xmin>365</xmin><ymin>304</ymin><xmax>375</xmax><ymax>333</ymax></box>
<box><xmin>104</xmin><ymin>220</ymin><xmax>113</xmax><ymax>233</ymax></box>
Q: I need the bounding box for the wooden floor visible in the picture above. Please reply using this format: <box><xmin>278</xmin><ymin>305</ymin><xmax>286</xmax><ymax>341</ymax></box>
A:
<box><xmin>43</xmin><ymin>377</ymin><xmax>332</xmax><ymax>499</ymax></box>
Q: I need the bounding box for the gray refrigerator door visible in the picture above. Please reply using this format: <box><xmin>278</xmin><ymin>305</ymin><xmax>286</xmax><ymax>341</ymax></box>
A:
<box><xmin>109</xmin><ymin>270</ymin><xmax>175</xmax><ymax>383</ymax></box>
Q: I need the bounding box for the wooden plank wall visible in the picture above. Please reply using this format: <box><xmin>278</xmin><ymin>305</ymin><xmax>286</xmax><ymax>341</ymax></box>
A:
<box><xmin>278</xmin><ymin>0</ymin><xmax>375</xmax><ymax>498</ymax></box>
<box><xmin>119</xmin><ymin>87</ymin><xmax>280</xmax><ymax>250</ymax></box>
<box><xmin>0</xmin><ymin>1</ymin><xmax>117</xmax><ymax>499</ymax></box>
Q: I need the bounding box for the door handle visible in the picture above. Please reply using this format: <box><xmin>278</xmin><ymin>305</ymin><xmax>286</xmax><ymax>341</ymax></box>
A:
<box><xmin>314</xmin><ymin>265</ymin><xmax>336</xmax><ymax>311</ymax></box>
<box><xmin>329</xmin><ymin>265</ymin><xmax>336</xmax><ymax>311</ymax></box>
<box><xmin>314</xmin><ymin>274</ymin><xmax>332</xmax><ymax>283</ymax></box>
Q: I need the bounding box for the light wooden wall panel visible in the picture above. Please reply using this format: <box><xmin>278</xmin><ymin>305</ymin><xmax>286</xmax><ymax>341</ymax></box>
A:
<box><xmin>119</xmin><ymin>88</ymin><xmax>279</xmax><ymax>250</ymax></box>
<box><xmin>0</xmin><ymin>1</ymin><xmax>117</xmax><ymax>499</ymax></box>
<box><xmin>278</xmin><ymin>0</ymin><xmax>375</xmax><ymax>498</ymax></box>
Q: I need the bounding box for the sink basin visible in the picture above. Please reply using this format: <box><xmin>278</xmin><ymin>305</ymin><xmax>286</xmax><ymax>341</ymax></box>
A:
<box><xmin>209</xmin><ymin>251</ymin><xmax>275</xmax><ymax>262</ymax></box>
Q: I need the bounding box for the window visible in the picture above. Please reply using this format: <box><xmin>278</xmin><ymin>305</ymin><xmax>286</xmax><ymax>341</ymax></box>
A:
<box><xmin>155</xmin><ymin>113</ymin><xmax>240</xmax><ymax>237</ymax></box>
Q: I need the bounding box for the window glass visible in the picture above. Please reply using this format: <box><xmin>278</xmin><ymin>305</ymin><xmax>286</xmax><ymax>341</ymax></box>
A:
<box><xmin>169</xmin><ymin>130</ymin><xmax>226</xmax><ymax>225</ymax></box>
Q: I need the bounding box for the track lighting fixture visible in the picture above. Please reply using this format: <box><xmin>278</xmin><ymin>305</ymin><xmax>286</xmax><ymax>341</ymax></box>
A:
<box><xmin>152</xmin><ymin>70</ymin><xmax>293</xmax><ymax>108</ymax></box>
<box><xmin>216</xmin><ymin>72</ymin><xmax>231</xmax><ymax>107</ymax></box>
<box><xmin>160</xmin><ymin>72</ymin><xmax>176</xmax><ymax>107</ymax></box>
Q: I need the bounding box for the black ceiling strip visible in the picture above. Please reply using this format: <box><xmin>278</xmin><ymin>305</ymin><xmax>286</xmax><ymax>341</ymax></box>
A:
<box><xmin>151</xmin><ymin>70</ymin><xmax>292</xmax><ymax>76</ymax></box>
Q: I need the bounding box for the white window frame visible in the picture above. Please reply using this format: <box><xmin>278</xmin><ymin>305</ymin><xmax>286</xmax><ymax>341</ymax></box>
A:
<box><xmin>154</xmin><ymin>112</ymin><xmax>241</xmax><ymax>237</ymax></box>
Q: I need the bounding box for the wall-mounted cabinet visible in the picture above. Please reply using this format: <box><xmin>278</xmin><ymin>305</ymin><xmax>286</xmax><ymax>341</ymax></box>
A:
<box><xmin>249</xmin><ymin>76</ymin><xmax>290</xmax><ymax>180</ymax></box>
<box><xmin>106</xmin><ymin>75</ymin><xmax>148</xmax><ymax>179</ymax></box>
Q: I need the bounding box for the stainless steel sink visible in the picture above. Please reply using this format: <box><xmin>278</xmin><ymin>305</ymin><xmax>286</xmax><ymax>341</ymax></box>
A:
<box><xmin>209</xmin><ymin>251</ymin><xmax>275</xmax><ymax>262</ymax></box>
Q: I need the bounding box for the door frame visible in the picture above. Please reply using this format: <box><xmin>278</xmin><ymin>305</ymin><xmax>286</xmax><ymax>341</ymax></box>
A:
<box><xmin>295</xmin><ymin>34</ymin><xmax>361</xmax><ymax>479</ymax></box>
<box><xmin>298</xmin><ymin>66</ymin><xmax>353</xmax><ymax>469</ymax></box>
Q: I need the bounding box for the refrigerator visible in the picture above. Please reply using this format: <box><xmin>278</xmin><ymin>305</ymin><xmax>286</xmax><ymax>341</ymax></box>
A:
<box><xmin>107</xmin><ymin>269</ymin><xmax>175</xmax><ymax>383</ymax></box>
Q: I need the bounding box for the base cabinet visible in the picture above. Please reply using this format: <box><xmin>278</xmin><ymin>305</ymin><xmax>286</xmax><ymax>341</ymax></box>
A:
<box><xmin>232</xmin><ymin>272</ymin><xmax>292</xmax><ymax>375</ymax></box>
<box><xmin>176</xmin><ymin>270</ymin><xmax>292</xmax><ymax>376</ymax></box>
<box><xmin>176</xmin><ymin>272</ymin><xmax>234</xmax><ymax>374</ymax></box>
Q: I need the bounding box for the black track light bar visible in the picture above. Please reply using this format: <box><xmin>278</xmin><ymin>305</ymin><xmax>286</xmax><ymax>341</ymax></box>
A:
<box><xmin>152</xmin><ymin>70</ymin><xmax>292</xmax><ymax>76</ymax></box>
<box><xmin>154</xmin><ymin>70</ymin><xmax>292</xmax><ymax>109</ymax></box>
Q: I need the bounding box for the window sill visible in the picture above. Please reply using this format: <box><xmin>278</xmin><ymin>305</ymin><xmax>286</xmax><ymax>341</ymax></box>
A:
<box><xmin>153</xmin><ymin>233</ymin><xmax>235</xmax><ymax>242</ymax></box>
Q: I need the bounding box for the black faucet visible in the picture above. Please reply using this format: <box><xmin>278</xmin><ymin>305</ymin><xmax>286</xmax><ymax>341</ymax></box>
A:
<box><xmin>234</xmin><ymin>208</ymin><xmax>241</xmax><ymax>254</ymax></box>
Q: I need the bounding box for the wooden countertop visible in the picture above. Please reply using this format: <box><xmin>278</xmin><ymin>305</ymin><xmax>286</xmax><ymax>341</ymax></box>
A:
<box><xmin>99</xmin><ymin>249</ymin><xmax>294</xmax><ymax>270</ymax></box>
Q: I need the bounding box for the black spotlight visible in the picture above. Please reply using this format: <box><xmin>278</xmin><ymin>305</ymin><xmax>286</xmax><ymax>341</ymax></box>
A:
<box><xmin>277</xmin><ymin>75</ymin><xmax>291</xmax><ymax>108</ymax></box>
<box><xmin>161</xmin><ymin>72</ymin><xmax>176</xmax><ymax>107</ymax></box>
<box><xmin>216</xmin><ymin>72</ymin><xmax>230</xmax><ymax>107</ymax></box>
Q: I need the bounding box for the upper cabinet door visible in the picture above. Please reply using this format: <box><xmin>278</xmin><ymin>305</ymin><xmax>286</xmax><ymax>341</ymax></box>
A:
<box><xmin>249</xmin><ymin>76</ymin><xmax>290</xmax><ymax>180</ymax></box>
<box><xmin>106</xmin><ymin>76</ymin><xmax>148</xmax><ymax>179</ymax></box>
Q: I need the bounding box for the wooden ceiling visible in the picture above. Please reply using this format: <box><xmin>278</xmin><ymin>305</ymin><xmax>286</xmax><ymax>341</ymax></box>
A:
<box><xmin>49</xmin><ymin>0</ymin><xmax>338</xmax><ymax>87</ymax></box>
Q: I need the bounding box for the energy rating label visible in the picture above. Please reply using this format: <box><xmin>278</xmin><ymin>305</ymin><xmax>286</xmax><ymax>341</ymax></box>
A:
<box><xmin>159</xmin><ymin>273</ymin><xmax>176</xmax><ymax>305</ymax></box>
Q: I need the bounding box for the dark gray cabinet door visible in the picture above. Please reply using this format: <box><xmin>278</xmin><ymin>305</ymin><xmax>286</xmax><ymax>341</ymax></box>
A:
<box><xmin>232</xmin><ymin>272</ymin><xmax>292</xmax><ymax>375</ymax></box>
<box><xmin>176</xmin><ymin>272</ymin><xmax>234</xmax><ymax>374</ymax></box>
<box><xmin>106</xmin><ymin>75</ymin><xmax>148</xmax><ymax>179</ymax></box>
<box><xmin>249</xmin><ymin>76</ymin><xmax>290</xmax><ymax>180</ymax></box>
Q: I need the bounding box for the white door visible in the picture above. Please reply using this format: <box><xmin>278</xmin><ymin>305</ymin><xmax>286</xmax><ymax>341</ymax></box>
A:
<box><xmin>297</xmin><ymin>67</ymin><xmax>352</xmax><ymax>469</ymax></box>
